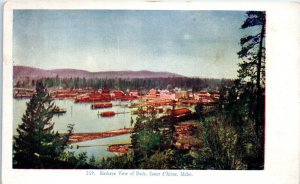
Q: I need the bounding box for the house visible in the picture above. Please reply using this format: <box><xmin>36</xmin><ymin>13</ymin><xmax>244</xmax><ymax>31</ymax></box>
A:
<box><xmin>129</xmin><ymin>90</ymin><xmax>138</xmax><ymax>97</ymax></box>
<box><xmin>146</xmin><ymin>88</ymin><xmax>157</xmax><ymax>98</ymax></box>
<box><xmin>159</xmin><ymin>90</ymin><xmax>175</xmax><ymax>100</ymax></box>
<box><xmin>175</xmin><ymin>91</ymin><xmax>188</xmax><ymax>99</ymax></box>
<box><xmin>198</xmin><ymin>91</ymin><xmax>211</xmax><ymax>99</ymax></box>
<box><xmin>198</xmin><ymin>91</ymin><xmax>214</xmax><ymax>103</ymax></box>
<box><xmin>187</xmin><ymin>90</ymin><xmax>194</xmax><ymax>99</ymax></box>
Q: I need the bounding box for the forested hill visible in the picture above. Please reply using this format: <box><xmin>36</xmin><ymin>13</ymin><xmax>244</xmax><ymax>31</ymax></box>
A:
<box><xmin>13</xmin><ymin>65</ymin><xmax>185</xmax><ymax>80</ymax></box>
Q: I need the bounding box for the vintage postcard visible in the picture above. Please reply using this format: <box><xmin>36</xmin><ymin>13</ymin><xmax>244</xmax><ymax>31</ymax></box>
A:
<box><xmin>1</xmin><ymin>1</ymin><xmax>299</xmax><ymax>184</ymax></box>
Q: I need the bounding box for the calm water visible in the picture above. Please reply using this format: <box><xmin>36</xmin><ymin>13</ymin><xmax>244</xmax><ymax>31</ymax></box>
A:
<box><xmin>13</xmin><ymin>99</ymin><xmax>136</xmax><ymax>159</ymax></box>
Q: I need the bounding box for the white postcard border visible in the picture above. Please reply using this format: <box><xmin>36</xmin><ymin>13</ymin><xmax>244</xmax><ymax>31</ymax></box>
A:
<box><xmin>2</xmin><ymin>1</ymin><xmax>300</xmax><ymax>184</ymax></box>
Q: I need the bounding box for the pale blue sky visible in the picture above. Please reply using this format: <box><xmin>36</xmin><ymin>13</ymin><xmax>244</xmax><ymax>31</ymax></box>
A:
<box><xmin>13</xmin><ymin>10</ymin><xmax>258</xmax><ymax>78</ymax></box>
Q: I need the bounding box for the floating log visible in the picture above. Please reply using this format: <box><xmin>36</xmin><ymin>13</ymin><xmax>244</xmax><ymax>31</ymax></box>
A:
<box><xmin>68</xmin><ymin>128</ymin><xmax>133</xmax><ymax>143</ymax></box>
<box><xmin>54</xmin><ymin>94</ymin><xmax>77</xmax><ymax>99</ymax></box>
<box><xmin>14</xmin><ymin>94</ymin><xmax>33</xmax><ymax>99</ymax></box>
<box><xmin>91</xmin><ymin>103</ymin><xmax>112</xmax><ymax>109</ymax></box>
<box><xmin>171</xmin><ymin>108</ymin><xmax>191</xmax><ymax>116</ymax></box>
<box><xmin>107</xmin><ymin>144</ymin><xmax>131</xmax><ymax>153</ymax></box>
<box><xmin>100</xmin><ymin>111</ymin><xmax>116</xmax><ymax>117</ymax></box>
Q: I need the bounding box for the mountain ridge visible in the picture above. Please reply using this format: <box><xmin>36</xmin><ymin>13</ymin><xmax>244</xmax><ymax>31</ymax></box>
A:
<box><xmin>13</xmin><ymin>65</ymin><xmax>185</xmax><ymax>80</ymax></box>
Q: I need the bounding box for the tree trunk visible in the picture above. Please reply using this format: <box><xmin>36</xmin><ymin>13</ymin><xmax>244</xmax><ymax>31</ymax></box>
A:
<box><xmin>254</xmin><ymin>20</ymin><xmax>265</xmax><ymax>136</ymax></box>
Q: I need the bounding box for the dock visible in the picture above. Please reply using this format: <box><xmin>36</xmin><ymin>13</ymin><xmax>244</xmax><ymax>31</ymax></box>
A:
<box><xmin>68</xmin><ymin>128</ymin><xmax>133</xmax><ymax>143</ymax></box>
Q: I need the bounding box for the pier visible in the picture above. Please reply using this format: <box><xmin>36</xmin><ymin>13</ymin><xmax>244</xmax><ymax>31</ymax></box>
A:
<box><xmin>68</xmin><ymin>128</ymin><xmax>133</xmax><ymax>143</ymax></box>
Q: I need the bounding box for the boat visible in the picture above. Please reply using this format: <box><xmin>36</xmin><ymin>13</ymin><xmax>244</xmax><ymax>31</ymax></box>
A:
<box><xmin>91</xmin><ymin>103</ymin><xmax>112</xmax><ymax>109</ymax></box>
<box><xmin>100</xmin><ymin>111</ymin><xmax>116</xmax><ymax>117</ymax></box>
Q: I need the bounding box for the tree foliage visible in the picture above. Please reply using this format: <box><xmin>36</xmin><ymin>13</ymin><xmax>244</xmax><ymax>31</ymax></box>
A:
<box><xmin>202</xmin><ymin>114</ymin><xmax>242</xmax><ymax>169</ymax></box>
<box><xmin>15</xmin><ymin>77</ymin><xmax>234</xmax><ymax>92</ymax></box>
<box><xmin>238</xmin><ymin>11</ymin><xmax>266</xmax><ymax>87</ymax></box>
<box><xmin>131</xmin><ymin>106</ymin><xmax>161</xmax><ymax>167</ymax></box>
<box><xmin>237</xmin><ymin>10</ymin><xmax>265</xmax><ymax>141</ymax></box>
<box><xmin>99</xmin><ymin>153</ymin><xmax>134</xmax><ymax>169</ymax></box>
<box><xmin>13</xmin><ymin>81</ymin><xmax>73</xmax><ymax>168</ymax></box>
<box><xmin>237</xmin><ymin>11</ymin><xmax>265</xmax><ymax>131</ymax></box>
<box><xmin>129</xmin><ymin>105</ymin><xmax>181</xmax><ymax>169</ymax></box>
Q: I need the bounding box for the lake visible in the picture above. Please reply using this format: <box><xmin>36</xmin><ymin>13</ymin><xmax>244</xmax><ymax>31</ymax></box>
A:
<box><xmin>13</xmin><ymin>99</ymin><xmax>136</xmax><ymax>160</ymax></box>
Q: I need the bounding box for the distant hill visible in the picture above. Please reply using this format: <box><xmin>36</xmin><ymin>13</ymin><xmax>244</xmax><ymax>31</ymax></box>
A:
<box><xmin>13</xmin><ymin>66</ymin><xmax>185</xmax><ymax>80</ymax></box>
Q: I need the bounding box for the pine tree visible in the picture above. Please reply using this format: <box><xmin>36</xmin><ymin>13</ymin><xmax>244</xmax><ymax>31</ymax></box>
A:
<box><xmin>238</xmin><ymin>11</ymin><xmax>265</xmax><ymax>85</ymax></box>
<box><xmin>13</xmin><ymin>81</ymin><xmax>71</xmax><ymax>168</ymax></box>
<box><xmin>235</xmin><ymin>11</ymin><xmax>266</xmax><ymax>169</ymax></box>
<box><xmin>237</xmin><ymin>11</ymin><xmax>266</xmax><ymax>134</ymax></box>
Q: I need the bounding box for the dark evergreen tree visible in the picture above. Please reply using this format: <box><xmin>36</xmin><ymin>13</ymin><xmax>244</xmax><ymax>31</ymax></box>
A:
<box><xmin>13</xmin><ymin>81</ymin><xmax>72</xmax><ymax>168</ymax></box>
<box><xmin>237</xmin><ymin>11</ymin><xmax>266</xmax><ymax>135</ymax></box>
<box><xmin>235</xmin><ymin>11</ymin><xmax>266</xmax><ymax>169</ymax></box>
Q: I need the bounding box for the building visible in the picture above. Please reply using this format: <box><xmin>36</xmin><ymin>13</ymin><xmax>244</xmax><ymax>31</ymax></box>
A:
<box><xmin>198</xmin><ymin>91</ymin><xmax>213</xmax><ymax>103</ymax></box>
<box><xmin>175</xmin><ymin>91</ymin><xmax>188</xmax><ymax>99</ymax></box>
<box><xmin>198</xmin><ymin>91</ymin><xmax>211</xmax><ymax>99</ymax></box>
<box><xmin>129</xmin><ymin>90</ymin><xmax>138</xmax><ymax>97</ymax></box>
<box><xmin>146</xmin><ymin>88</ymin><xmax>157</xmax><ymax>98</ymax></box>
<box><xmin>159</xmin><ymin>90</ymin><xmax>175</xmax><ymax>100</ymax></box>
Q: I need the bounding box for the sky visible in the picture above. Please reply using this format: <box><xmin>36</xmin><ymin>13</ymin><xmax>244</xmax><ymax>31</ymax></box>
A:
<box><xmin>13</xmin><ymin>10</ymin><xmax>258</xmax><ymax>78</ymax></box>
